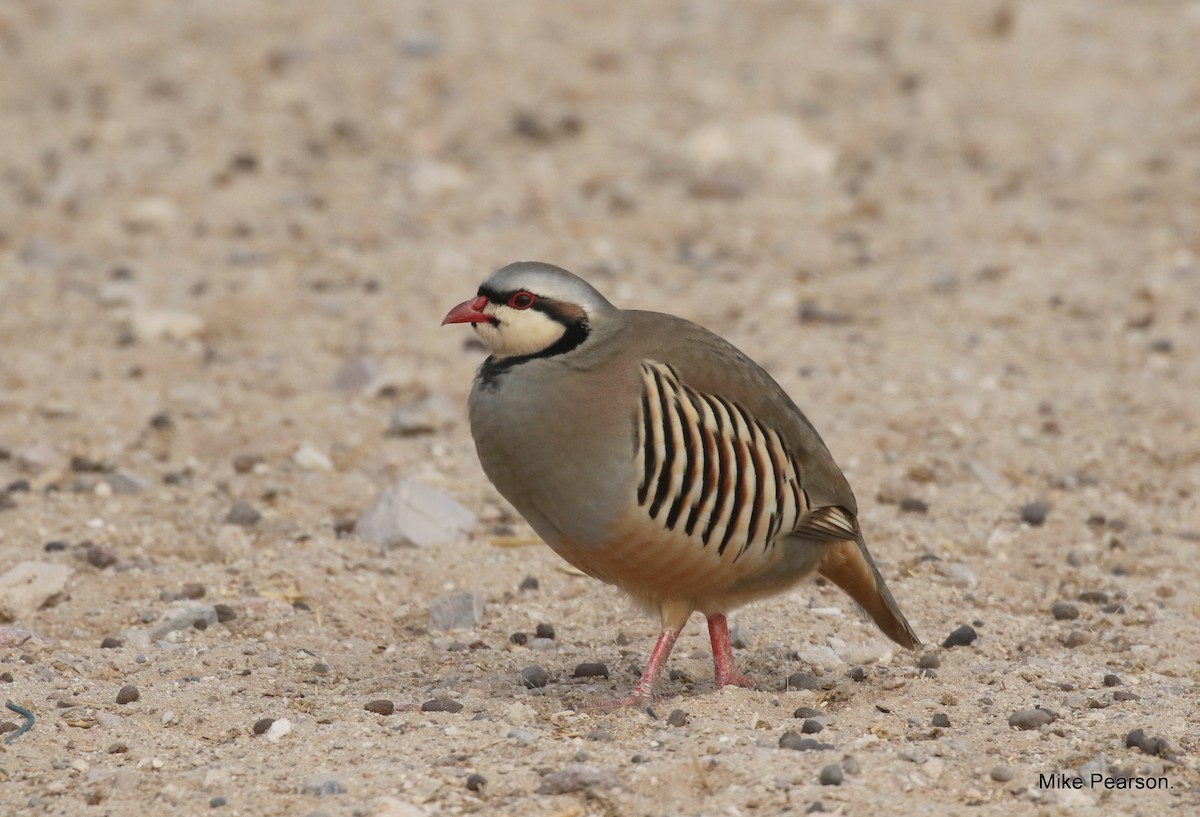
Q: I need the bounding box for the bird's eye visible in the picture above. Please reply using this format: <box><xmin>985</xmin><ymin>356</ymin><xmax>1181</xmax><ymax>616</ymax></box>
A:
<box><xmin>508</xmin><ymin>291</ymin><xmax>537</xmax><ymax>310</ymax></box>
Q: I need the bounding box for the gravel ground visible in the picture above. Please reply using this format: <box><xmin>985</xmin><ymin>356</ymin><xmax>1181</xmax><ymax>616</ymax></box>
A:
<box><xmin>1</xmin><ymin>1</ymin><xmax>1199</xmax><ymax>815</ymax></box>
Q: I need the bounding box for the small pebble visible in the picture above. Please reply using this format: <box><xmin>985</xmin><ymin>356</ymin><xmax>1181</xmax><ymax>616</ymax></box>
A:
<box><xmin>918</xmin><ymin>652</ymin><xmax>941</xmax><ymax>669</ymax></box>
<box><xmin>465</xmin><ymin>773</ymin><xmax>486</xmax><ymax>792</ymax></box>
<box><xmin>535</xmin><ymin>623</ymin><xmax>556</xmax><ymax>640</ymax></box>
<box><xmin>931</xmin><ymin>713</ymin><xmax>951</xmax><ymax>728</ymax></box>
<box><xmin>100</xmin><ymin>636</ymin><xmax>125</xmax><ymax>649</ymax></box>
<box><xmin>421</xmin><ymin>698</ymin><xmax>464</xmax><ymax>713</ymax></box>
<box><xmin>779</xmin><ymin>731</ymin><xmax>834</xmax><ymax>752</ymax></box>
<box><xmin>1021</xmin><ymin>500</ymin><xmax>1049</xmax><ymax>526</ymax></box>
<box><xmin>898</xmin><ymin>497</ymin><xmax>929</xmax><ymax>514</ymax></box>
<box><xmin>252</xmin><ymin>717</ymin><xmax>275</xmax><ymax>735</ymax></box>
<box><xmin>509</xmin><ymin>631</ymin><xmax>528</xmax><ymax>646</ymax></box>
<box><xmin>1063</xmin><ymin>629</ymin><xmax>1091</xmax><ymax>648</ymax></box>
<box><xmin>233</xmin><ymin>454</ymin><xmax>262</xmax><ymax>474</ymax></box>
<box><xmin>942</xmin><ymin>624</ymin><xmax>977</xmax><ymax>648</ymax></box>
<box><xmin>848</xmin><ymin>666</ymin><xmax>868</xmax><ymax>682</ymax></box>
<box><xmin>312</xmin><ymin>661</ymin><xmax>330</xmax><ymax>675</ymax></box>
<box><xmin>116</xmin><ymin>684</ymin><xmax>140</xmax><ymax>704</ymax></box>
<box><xmin>107</xmin><ymin>742</ymin><xmax>129</xmax><ymax>754</ymax></box>
<box><xmin>518</xmin><ymin>576</ymin><xmax>539</xmax><ymax>591</ymax></box>
<box><xmin>44</xmin><ymin>540</ymin><xmax>69</xmax><ymax>552</ymax></box>
<box><xmin>1008</xmin><ymin>708</ymin><xmax>1056</xmax><ymax>730</ymax></box>
<box><xmin>86</xmin><ymin>542</ymin><xmax>119</xmax><ymax>569</ymax></box>
<box><xmin>793</xmin><ymin>706</ymin><xmax>822</xmax><ymax>719</ymax></box>
<box><xmin>801</xmin><ymin>718</ymin><xmax>824</xmax><ymax>734</ymax></box>
<box><xmin>213</xmin><ymin>604</ymin><xmax>238</xmax><ymax>623</ymax></box>
<box><xmin>666</xmin><ymin>709</ymin><xmax>689</xmax><ymax>727</ymax></box>
<box><xmin>1051</xmin><ymin>601</ymin><xmax>1080</xmax><ymax>620</ymax></box>
<box><xmin>1103</xmin><ymin>673</ymin><xmax>1122</xmax><ymax>687</ymax></box>
<box><xmin>990</xmin><ymin>765</ymin><xmax>1014</xmax><ymax>782</ymax></box>
<box><xmin>1113</xmin><ymin>689</ymin><xmax>1140</xmax><ymax>702</ymax></box>
<box><xmin>210</xmin><ymin>796</ymin><xmax>227</xmax><ymax>808</ymax></box>
<box><xmin>225</xmin><ymin>502</ymin><xmax>262</xmax><ymax>527</ymax></box>
<box><xmin>786</xmin><ymin>671</ymin><xmax>819</xmax><ymax>691</ymax></box>
<box><xmin>573</xmin><ymin>662</ymin><xmax>609</xmax><ymax>679</ymax></box>
<box><xmin>0</xmin><ymin>672</ymin><xmax>12</xmax><ymax>683</ymax></box>
<box><xmin>364</xmin><ymin>699</ymin><xmax>395</xmax><ymax>715</ymax></box>
<box><xmin>586</xmin><ymin>730</ymin><xmax>613</xmax><ymax>741</ymax></box>
<box><xmin>1078</xmin><ymin>590</ymin><xmax>1109</xmax><ymax>605</ymax></box>
<box><xmin>519</xmin><ymin>665</ymin><xmax>550</xmax><ymax>688</ymax></box>
<box><xmin>818</xmin><ymin>764</ymin><xmax>843</xmax><ymax>786</ymax></box>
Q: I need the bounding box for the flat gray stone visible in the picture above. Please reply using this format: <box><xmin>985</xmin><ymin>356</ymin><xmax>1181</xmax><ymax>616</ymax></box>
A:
<box><xmin>428</xmin><ymin>591</ymin><xmax>484</xmax><ymax>631</ymax></box>
<box><xmin>356</xmin><ymin>479</ymin><xmax>475</xmax><ymax>548</ymax></box>
<box><xmin>536</xmin><ymin>763</ymin><xmax>621</xmax><ymax>795</ymax></box>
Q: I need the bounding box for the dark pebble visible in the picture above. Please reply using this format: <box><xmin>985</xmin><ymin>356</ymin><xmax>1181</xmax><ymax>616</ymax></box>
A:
<box><xmin>252</xmin><ymin>717</ymin><xmax>275</xmax><ymax>735</ymax></box>
<box><xmin>779</xmin><ymin>731</ymin><xmax>834</xmax><ymax>752</ymax></box>
<box><xmin>518</xmin><ymin>576</ymin><xmax>539</xmax><ymax>591</ymax></box>
<box><xmin>786</xmin><ymin>671</ymin><xmax>819</xmax><ymax>691</ymax></box>
<box><xmin>1021</xmin><ymin>500</ymin><xmax>1049</xmax><ymax>526</ymax></box>
<box><xmin>586</xmin><ymin>729</ymin><xmax>612</xmax><ymax>741</ymax></box>
<box><xmin>7</xmin><ymin>479</ymin><xmax>30</xmax><ymax>492</ymax></box>
<box><xmin>312</xmin><ymin>661</ymin><xmax>330</xmax><ymax>675</ymax></box>
<box><xmin>116</xmin><ymin>684</ymin><xmax>140</xmax><ymax>705</ymax></box>
<box><xmin>43</xmin><ymin>540</ymin><xmax>69</xmax><ymax>552</ymax></box>
<box><xmin>1101</xmin><ymin>602</ymin><xmax>1125</xmax><ymax>614</ymax></box>
<box><xmin>332</xmin><ymin>517</ymin><xmax>356</xmax><ymax>536</ymax></box>
<box><xmin>1125</xmin><ymin>728</ymin><xmax>1145</xmax><ymax>748</ymax></box>
<box><xmin>931</xmin><ymin>713</ymin><xmax>951</xmax><ymax>728</ymax></box>
<box><xmin>149</xmin><ymin>412</ymin><xmax>173</xmax><ymax>430</ymax></box>
<box><xmin>1113</xmin><ymin>689</ymin><xmax>1139</xmax><ymax>702</ymax></box>
<box><xmin>213</xmin><ymin>604</ymin><xmax>238</xmax><ymax>623</ymax></box>
<box><xmin>818</xmin><ymin>764</ymin><xmax>844</xmax><ymax>786</ymax></box>
<box><xmin>86</xmin><ymin>542</ymin><xmax>119</xmax><ymax>569</ymax></box>
<box><xmin>535</xmin><ymin>623</ymin><xmax>555</xmax><ymax>640</ymax></box>
<box><xmin>942</xmin><ymin>624</ymin><xmax>978</xmax><ymax>648</ymax></box>
<box><xmin>107</xmin><ymin>742</ymin><xmax>129</xmax><ymax>753</ymax></box>
<box><xmin>509</xmin><ymin>632</ymin><xmax>528</xmax><ymax>646</ymax></box>
<box><xmin>100</xmin><ymin>636</ymin><xmax>124</xmax><ymax>649</ymax></box>
<box><xmin>1051</xmin><ymin>601</ymin><xmax>1080</xmax><ymax>620</ymax></box>
<box><xmin>666</xmin><ymin>709</ymin><xmax>689</xmax><ymax>727</ymax></box>
<box><xmin>519</xmin><ymin>665</ymin><xmax>550</xmax><ymax>688</ymax></box>
<box><xmin>225</xmin><ymin>502</ymin><xmax>261</xmax><ymax>526</ymax></box>
<box><xmin>0</xmin><ymin>672</ymin><xmax>12</xmax><ymax>683</ymax></box>
<box><xmin>209</xmin><ymin>796</ymin><xmax>227</xmax><ymax>808</ymax></box>
<box><xmin>0</xmin><ymin>722</ymin><xmax>16</xmax><ymax>734</ymax></box>
<box><xmin>573</xmin><ymin>662</ymin><xmax>609</xmax><ymax>679</ymax></box>
<box><xmin>801</xmin><ymin>718</ymin><xmax>824</xmax><ymax>734</ymax></box>
<box><xmin>918</xmin><ymin>652</ymin><xmax>941</xmax><ymax>669</ymax></box>
<box><xmin>848</xmin><ymin>666</ymin><xmax>868</xmax><ymax>682</ymax></box>
<box><xmin>180</xmin><ymin>582</ymin><xmax>206</xmax><ymax>599</ymax></box>
<box><xmin>1008</xmin><ymin>708</ymin><xmax>1056</xmax><ymax>730</ymax></box>
<box><xmin>1078</xmin><ymin>590</ymin><xmax>1109</xmax><ymax>605</ymax></box>
<box><xmin>0</xmin><ymin>493</ymin><xmax>15</xmax><ymax>511</ymax></box>
<box><xmin>465</xmin><ymin>773</ymin><xmax>486</xmax><ymax>792</ymax></box>
<box><xmin>793</xmin><ymin>706</ymin><xmax>822</xmax><ymax>719</ymax></box>
<box><xmin>1103</xmin><ymin>673</ymin><xmax>1122</xmax><ymax>687</ymax></box>
<box><xmin>898</xmin><ymin>497</ymin><xmax>929</xmax><ymax>514</ymax></box>
<box><xmin>421</xmin><ymin>698</ymin><xmax>464</xmax><ymax>713</ymax></box>
<box><xmin>70</xmin><ymin>455</ymin><xmax>108</xmax><ymax>473</ymax></box>
<box><xmin>364</xmin><ymin>699</ymin><xmax>395</xmax><ymax>716</ymax></box>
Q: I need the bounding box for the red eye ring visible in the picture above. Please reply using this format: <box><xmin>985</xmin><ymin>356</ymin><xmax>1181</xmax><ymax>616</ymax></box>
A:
<box><xmin>508</xmin><ymin>291</ymin><xmax>537</xmax><ymax>310</ymax></box>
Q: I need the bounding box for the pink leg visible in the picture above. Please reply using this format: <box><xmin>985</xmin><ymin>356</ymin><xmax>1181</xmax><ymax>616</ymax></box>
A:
<box><xmin>707</xmin><ymin>614</ymin><xmax>754</xmax><ymax>689</ymax></box>
<box><xmin>578</xmin><ymin>626</ymin><xmax>682</xmax><ymax>710</ymax></box>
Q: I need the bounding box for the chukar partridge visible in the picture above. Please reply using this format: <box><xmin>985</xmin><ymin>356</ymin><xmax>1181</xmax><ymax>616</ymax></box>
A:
<box><xmin>444</xmin><ymin>262</ymin><xmax>919</xmax><ymax>706</ymax></box>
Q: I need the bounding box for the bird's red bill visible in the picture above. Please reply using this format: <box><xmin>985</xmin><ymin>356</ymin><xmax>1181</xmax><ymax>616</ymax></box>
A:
<box><xmin>441</xmin><ymin>295</ymin><xmax>490</xmax><ymax>325</ymax></box>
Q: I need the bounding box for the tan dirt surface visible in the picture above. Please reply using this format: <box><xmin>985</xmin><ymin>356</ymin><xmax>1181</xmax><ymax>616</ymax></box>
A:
<box><xmin>1</xmin><ymin>1</ymin><xmax>1198</xmax><ymax>815</ymax></box>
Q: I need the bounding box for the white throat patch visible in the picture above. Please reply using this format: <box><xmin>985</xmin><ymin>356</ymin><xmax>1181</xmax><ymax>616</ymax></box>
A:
<box><xmin>474</xmin><ymin>305</ymin><xmax>567</xmax><ymax>359</ymax></box>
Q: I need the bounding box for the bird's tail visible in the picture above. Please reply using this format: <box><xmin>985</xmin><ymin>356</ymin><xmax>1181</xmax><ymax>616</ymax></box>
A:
<box><xmin>817</xmin><ymin>534</ymin><xmax>920</xmax><ymax>649</ymax></box>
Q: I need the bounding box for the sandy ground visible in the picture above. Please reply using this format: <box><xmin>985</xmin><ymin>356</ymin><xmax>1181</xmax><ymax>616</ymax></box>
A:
<box><xmin>2</xmin><ymin>1</ymin><xmax>1199</xmax><ymax>815</ymax></box>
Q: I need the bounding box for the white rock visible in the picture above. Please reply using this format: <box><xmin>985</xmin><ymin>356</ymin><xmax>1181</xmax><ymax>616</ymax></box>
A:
<box><xmin>834</xmin><ymin>640</ymin><xmax>893</xmax><ymax>667</ymax></box>
<box><xmin>794</xmin><ymin>645</ymin><xmax>845</xmax><ymax>669</ymax></box>
<box><xmin>266</xmin><ymin>718</ymin><xmax>292</xmax><ymax>742</ymax></box>
<box><xmin>356</xmin><ymin>479</ymin><xmax>475</xmax><ymax>548</ymax></box>
<box><xmin>97</xmin><ymin>280</ymin><xmax>146</xmax><ymax>308</ymax></box>
<box><xmin>292</xmin><ymin>443</ymin><xmax>333</xmax><ymax>471</ymax></box>
<box><xmin>0</xmin><ymin>561</ymin><xmax>73</xmax><ymax>623</ymax></box>
<box><xmin>131</xmin><ymin>309</ymin><xmax>206</xmax><ymax>342</ymax></box>
<box><xmin>368</xmin><ymin>796</ymin><xmax>430</xmax><ymax>817</ymax></box>
<box><xmin>938</xmin><ymin>562</ymin><xmax>977</xmax><ymax>588</ymax></box>
<box><xmin>124</xmin><ymin>196</ymin><xmax>179</xmax><ymax>231</ymax></box>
